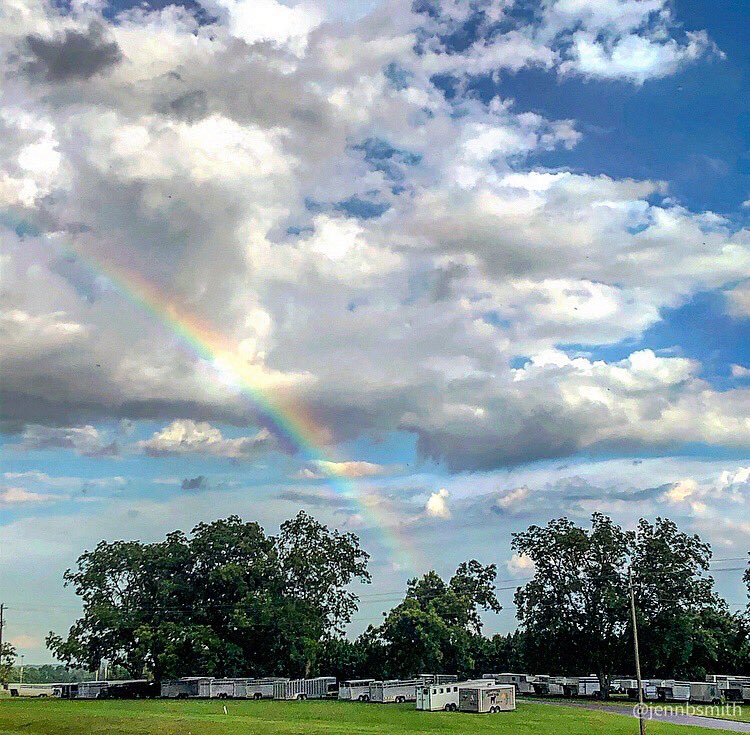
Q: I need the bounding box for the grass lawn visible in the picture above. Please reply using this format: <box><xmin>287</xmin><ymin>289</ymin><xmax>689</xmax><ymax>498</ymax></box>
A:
<box><xmin>0</xmin><ymin>698</ymin><xmax>742</xmax><ymax>735</ymax></box>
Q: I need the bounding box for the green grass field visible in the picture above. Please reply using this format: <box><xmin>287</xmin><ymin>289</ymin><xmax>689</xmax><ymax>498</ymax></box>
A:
<box><xmin>0</xmin><ymin>698</ymin><xmax>743</xmax><ymax>735</ymax></box>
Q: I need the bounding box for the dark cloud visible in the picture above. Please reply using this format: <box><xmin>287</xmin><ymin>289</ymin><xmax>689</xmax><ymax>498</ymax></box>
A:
<box><xmin>181</xmin><ymin>475</ymin><xmax>210</xmax><ymax>491</ymax></box>
<box><xmin>167</xmin><ymin>90</ymin><xmax>209</xmax><ymax>121</ymax></box>
<box><xmin>25</xmin><ymin>23</ymin><xmax>122</xmax><ymax>82</ymax></box>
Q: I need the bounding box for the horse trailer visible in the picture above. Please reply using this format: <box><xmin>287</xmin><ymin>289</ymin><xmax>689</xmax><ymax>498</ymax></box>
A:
<box><xmin>577</xmin><ymin>676</ymin><xmax>601</xmax><ymax>698</ymax></box>
<box><xmin>160</xmin><ymin>678</ymin><xmax>211</xmax><ymax>698</ymax></box>
<box><xmin>273</xmin><ymin>677</ymin><xmax>336</xmax><ymax>700</ymax></box>
<box><xmin>7</xmin><ymin>683</ymin><xmax>55</xmax><ymax>698</ymax></box>
<box><xmin>458</xmin><ymin>684</ymin><xmax>516</xmax><ymax>713</ymax></box>
<box><xmin>655</xmin><ymin>680</ymin><xmax>691</xmax><ymax>702</ymax></box>
<box><xmin>369</xmin><ymin>679</ymin><xmax>422</xmax><ymax>703</ymax></box>
<box><xmin>689</xmin><ymin>682</ymin><xmax>721</xmax><ymax>704</ymax></box>
<box><xmin>418</xmin><ymin>674</ymin><xmax>458</xmax><ymax>685</ymax></box>
<box><xmin>416</xmin><ymin>680</ymin><xmax>491</xmax><ymax>712</ymax></box>
<box><xmin>241</xmin><ymin>678</ymin><xmax>288</xmax><ymax>699</ymax></box>
<box><xmin>531</xmin><ymin>675</ymin><xmax>565</xmax><ymax>697</ymax></box>
<box><xmin>483</xmin><ymin>673</ymin><xmax>536</xmax><ymax>695</ymax></box>
<box><xmin>617</xmin><ymin>679</ymin><xmax>658</xmax><ymax>700</ymax></box>
<box><xmin>76</xmin><ymin>681</ymin><xmax>111</xmax><ymax>699</ymax></box>
<box><xmin>338</xmin><ymin>679</ymin><xmax>375</xmax><ymax>701</ymax></box>
<box><xmin>706</xmin><ymin>676</ymin><xmax>750</xmax><ymax>702</ymax></box>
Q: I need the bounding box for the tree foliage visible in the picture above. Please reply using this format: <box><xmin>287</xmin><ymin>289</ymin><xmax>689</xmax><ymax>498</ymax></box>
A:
<box><xmin>47</xmin><ymin>512</ymin><xmax>370</xmax><ymax>679</ymax></box>
<box><xmin>0</xmin><ymin>642</ymin><xmax>16</xmax><ymax>685</ymax></box>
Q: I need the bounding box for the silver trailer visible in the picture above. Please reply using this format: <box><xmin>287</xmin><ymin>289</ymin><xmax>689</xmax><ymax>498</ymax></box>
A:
<box><xmin>8</xmin><ymin>683</ymin><xmax>55</xmax><ymax>698</ymax></box>
<box><xmin>160</xmin><ymin>677</ymin><xmax>212</xmax><ymax>699</ymax></box>
<box><xmin>483</xmin><ymin>673</ymin><xmax>536</xmax><ymax>695</ymax></box>
<box><xmin>551</xmin><ymin>676</ymin><xmax>581</xmax><ymax>697</ymax></box>
<box><xmin>706</xmin><ymin>676</ymin><xmax>750</xmax><ymax>702</ymax></box>
<box><xmin>338</xmin><ymin>679</ymin><xmax>375</xmax><ymax>701</ymax></box>
<box><xmin>76</xmin><ymin>681</ymin><xmax>111</xmax><ymax>699</ymax></box>
<box><xmin>577</xmin><ymin>676</ymin><xmax>602</xmax><ymax>698</ymax></box>
<box><xmin>616</xmin><ymin>678</ymin><xmax>658</xmax><ymax>701</ymax></box>
<box><xmin>240</xmin><ymin>678</ymin><xmax>288</xmax><ymax>700</ymax></box>
<box><xmin>742</xmin><ymin>685</ymin><xmax>750</xmax><ymax>704</ymax></box>
<box><xmin>531</xmin><ymin>675</ymin><xmax>564</xmax><ymax>697</ymax></box>
<box><xmin>655</xmin><ymin>680</ymin><xmax>691</xmax><ymax>702</ymax></box>
<box><xmin>416</xmin><ymin>680</ymin><xmax>490</xmax><ymax>712</ymax></box>
<box><xmin>369</xmin><ymin>679</ymin><xmax>422</xmax><ymax>704</ymax></box>
<box><xmin>418</xmin><ymin>674</ymin><xmax>458</xmax><ymax>685</ymax></box>
<box><xmin>689</xmin><ymin>681</ymin><xmax>722</xmax><ymax>704</ymax></box>
<box><xmin>208</xmin><ymin>679</ymin><xmax>242</xmax><ymax>699</ymax></box>
<box><xmin>458</xmin><ymin>684</ymin><xmax>516</xmax><ymax>713</ymax></box>
<box><xmin>273</xmin><ymin>677</ymin><xmax>336</xmax><ymax>700</ymax></box>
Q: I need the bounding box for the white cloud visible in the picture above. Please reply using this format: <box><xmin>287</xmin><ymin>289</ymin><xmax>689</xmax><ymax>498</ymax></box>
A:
<box><xmin>507</xmin><ymin>552</ymin><xmax>535</xmax><ymax>575</ymax></box>
<box><xmin>16</xmin><ymin>425</ymin><xmax>118</xmax><ymax>457</ymax></box>
<box><xmin>137</xmin><ymin>419</ymin><xmax>272</xmax><ymax>459</ymax></box>
<box><xmin>300</xmin><ymin>460</ymin><xmax>398</xmax><ymax>479</ymax></box>
<box><xmin>731</xmin><ymin>364</ymin><xmax>750</xmax><ymax>379</ymax></box>
<box><xmin>0</xmin><ymin>486</ymin><xmax>59</xmax><ymax>505</ymax></box>
<box><xmin>425</xmin><ymin>487</ymin><xmax>451</xmax><ymax>519</ymax></box>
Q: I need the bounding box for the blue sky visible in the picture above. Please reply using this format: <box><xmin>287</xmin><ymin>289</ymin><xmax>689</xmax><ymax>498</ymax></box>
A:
<box><xmin>1</xmin><ymin>0</ymin><xmax>749</xmax><ymax>661</ymax></box>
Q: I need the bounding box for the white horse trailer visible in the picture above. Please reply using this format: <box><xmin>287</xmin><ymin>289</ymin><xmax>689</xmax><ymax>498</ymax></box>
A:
<box><xmin>338</xmin><ymin>679</ymin><xmax>375</xmax><ymax>701</ymax></box>
<box><xmin>273</xmin><ymin>677</ymin><xmax>336</xmax><ymax>700</ymax></box>
<box><xmin>458</xmin><ymin>684</ymin><xmax>516</xmax><ymax>713</ymax></box>
<box><xmin>241</xmin><ymin>678</ymin><xmax>288</xmax><ymax>699</ymax></box>
<box><xmin>742</xmin><ymin>685</ymin><xmax>750</xmax><ymax>704</ymax></box>
<box><xmin>369</xmin><ymin>679</ymin><xmax>421</xmax><ymax>703</ymax></box>
<box><xmin>8</xmin><ymin>683</ymin><xmax>55</xmax><ymax>698</ymax></box>
<box><xmin>483</xmin><ymin>673</ymin><xmax>536</xmax><ymax>695</ymax></box>
<box><xmin>690</xmin><ymin>682</ymin><xmax>722</xmax><ymax>704</ymax></box>
<box><xmin>416</xmin><ymin>680</ymin><xmax>491</xmax><ymax>712</ymax></box>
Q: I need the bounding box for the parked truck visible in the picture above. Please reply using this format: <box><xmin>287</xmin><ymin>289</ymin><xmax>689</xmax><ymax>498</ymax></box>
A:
<box><xmin>338</xmin><ymin>679</ymin><xmax>375</xmax><ymax>701</ymax></box>
<box><xmin>273</xmin><ymin>677</ymin><xmax>336</xmax><ymax>700</ymax></box>
<box><xmin>369</xmin><ymin>679</ymin><xmax>423</xmax><ymax>704</ymax></box>
<box><xmin>458</xmin><ymin>684</ymin><xmax>516</xmax><ymax>713</ymax></box>
<box><xmin>416</xmin><ymin>680</ymin><xmax>490</xmax><ymax>712</ymax></box>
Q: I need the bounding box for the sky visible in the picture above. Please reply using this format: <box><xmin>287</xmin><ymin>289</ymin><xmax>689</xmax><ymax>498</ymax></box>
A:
<box><xmin>1</xmin><ymin>0</ymin><xmax>749</xmax><ymax>663</ymax></box>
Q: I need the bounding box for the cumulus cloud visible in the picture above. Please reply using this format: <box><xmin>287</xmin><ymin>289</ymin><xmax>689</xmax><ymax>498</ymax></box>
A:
<box><xmin>16</xmin><ymin>424</ymin><xmax>118</xmax><ymax>457</ymax></box>
<box><xmin>0</xmin><ymin>0</ymin><xmax>745</xmax><ymax>479</ymax></box>
<box><xmin>138</xmin><ymin>420</ymin><xmax>272</xmax><ymax>459</ymax></box>
<box><xmin>425</xmin><ymin>488</ymin><xmax>451</xmax><ymax>519</ymax></box>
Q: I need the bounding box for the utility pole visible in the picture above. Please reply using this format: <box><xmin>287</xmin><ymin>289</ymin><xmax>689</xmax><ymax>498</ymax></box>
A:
<box><xmin>628</xmin><ymin>568</ymin><xmax>646</xmax><ymax>735</ymax></box>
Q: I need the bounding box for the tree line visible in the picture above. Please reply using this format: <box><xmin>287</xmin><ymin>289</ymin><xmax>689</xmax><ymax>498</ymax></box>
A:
<box><xmin>19</xmin><ymin>511</ymin><xmax>749</xmax><ymax>693</ymax></box>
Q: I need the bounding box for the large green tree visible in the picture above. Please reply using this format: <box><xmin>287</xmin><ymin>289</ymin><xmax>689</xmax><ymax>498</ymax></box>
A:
<box><xmin>512</xmin><ymin>513</ymin><xmax>631</xmax><ymax>696</ymax></box>
<box><xmin>376</xmin><ymin>561</ymin><xmax>501</xmax><ymax>677</ymax></box>
<box><xmin>47</xmin><ymin>512</ymin><xmax>370</xmax><ymax>679</ymax></box>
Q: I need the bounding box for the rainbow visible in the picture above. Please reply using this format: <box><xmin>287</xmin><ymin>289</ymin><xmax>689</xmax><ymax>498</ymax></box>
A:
<box><xmin>10</xmin><ymin>220</ymin><xmax>418</xmax><ymax>570</ymax></box>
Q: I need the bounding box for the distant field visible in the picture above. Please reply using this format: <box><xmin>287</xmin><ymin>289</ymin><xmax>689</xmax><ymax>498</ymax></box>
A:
<box><xmin>0</xmin><ymin>698</ymin><xmax>742</xmax><ymax>735</ymax></box>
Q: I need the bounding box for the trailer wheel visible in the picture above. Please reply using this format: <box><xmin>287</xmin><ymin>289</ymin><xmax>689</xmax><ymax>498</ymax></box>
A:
<box><xmin>253</xmin><ymin>693</ymin><xmax>263</xmax><ymax>700</ymax></box>
<box><xmin>299</xmin><ymin>694</ymin><xmax>307</xmax><ymax>701</ymax></box>
<box><xmin>363</xmin><ymin>695</ymin><xmax>370</xmax><ymax>702</ymax></box>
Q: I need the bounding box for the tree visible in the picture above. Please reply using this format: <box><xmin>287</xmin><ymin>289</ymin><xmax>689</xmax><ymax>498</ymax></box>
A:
<box><xmin>631</xmin><ymin>517</ymin><xmax>730</xmax><ymax>678</ymax></box>
<box><xmin>512</xmin><ymin>514</ymin><xmax>632</xmax><ymax>696</ymax></box>
<box><xmin>377</xmin><ymin>561</ymin><xmax>501</xmax><ymax>677</ymax></box>
<box><xmin>0</xmin><ymin>642</ymin><xmax>16</xmax><ymax>685</ymax></box>
<box><xmin>48</xmin><ymin>512</ymin><xmax>370</xmax><ymax>679</ymax></box>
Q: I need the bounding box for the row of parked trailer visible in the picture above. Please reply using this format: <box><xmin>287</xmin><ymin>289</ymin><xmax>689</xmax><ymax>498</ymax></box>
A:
<box><xmin>8</xmin><ymin>671</ymin><xmax>749</xmax><ymax>708</ymax></box>
<box><xmin>481</xmin><ymin>672</ymin><xmax>750</xmax><ymax>704</ymax></box>
<box><xmin>6</xmin><ymin>674</ymin><xmax>516</xmax><ymax>714</ymax></box>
